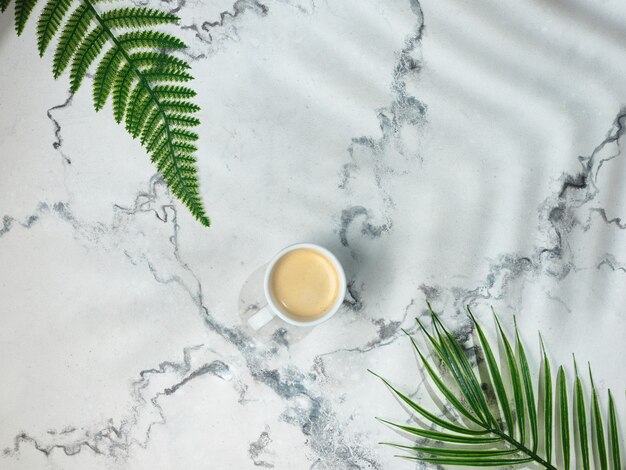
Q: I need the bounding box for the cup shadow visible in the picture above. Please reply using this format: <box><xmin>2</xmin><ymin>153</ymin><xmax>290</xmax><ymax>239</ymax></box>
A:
<box><xmin>238</xmin><ymin>262</ymin><xmax>314</xmax><ymax>346</ymax></box>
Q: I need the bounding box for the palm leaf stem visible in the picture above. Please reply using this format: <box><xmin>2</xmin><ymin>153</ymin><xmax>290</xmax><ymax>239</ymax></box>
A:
<box><xmin>488</xmin><ymin>427</ymin><xmax>557</xmax><ymax>470</ymax></box>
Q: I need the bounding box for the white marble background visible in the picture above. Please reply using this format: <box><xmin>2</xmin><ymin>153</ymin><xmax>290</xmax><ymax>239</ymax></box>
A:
<box><xmin>1</xmin><ymin>0</ymin><xmax>625</xmax><ymax>469</ymax></box>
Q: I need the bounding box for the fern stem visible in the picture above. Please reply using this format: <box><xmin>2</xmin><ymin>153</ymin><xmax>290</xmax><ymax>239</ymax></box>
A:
<box><xmin>489</xmin><ymin>427</ymin><xmax>557</xmax><ymax>470</ymax></box>
<box><xmin>82</xmin><ymin>0</ymin><xmax>200</xmax><ymax>219</ymax></box>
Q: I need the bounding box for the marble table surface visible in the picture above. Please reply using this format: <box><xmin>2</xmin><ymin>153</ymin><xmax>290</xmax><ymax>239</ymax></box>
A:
<box><xmin>1</xmin><ymin>0</ymin><xmax>625</xmax><ymax>469</ymax></box>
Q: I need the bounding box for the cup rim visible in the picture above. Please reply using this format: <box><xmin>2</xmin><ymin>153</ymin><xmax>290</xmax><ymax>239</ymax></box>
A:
<box><xmin>263</xmin><ymin>243</ymin><xmax>346</xmax><ymax>327</ymax></box>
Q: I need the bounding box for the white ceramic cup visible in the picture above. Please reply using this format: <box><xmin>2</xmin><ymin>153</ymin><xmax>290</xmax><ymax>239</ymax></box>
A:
<box><xmin>248</xmin><ymin>243</ymin><xmax>347</xmax><ymax>330</ymax></box>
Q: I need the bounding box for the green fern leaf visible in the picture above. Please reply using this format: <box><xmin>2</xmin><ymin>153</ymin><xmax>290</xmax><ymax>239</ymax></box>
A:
<box><xmin>374</xmin><ymin>307</ymin><xmax>623</xmax><ymax>470</ymax></box>
<box><xmin>133</xmin><ymin>95</ymin><xmax>157</xmax><ymax>137</ymax></box>
<box><xmin>1</xmin><ymin>0</ymin><xmax>210</xmax><ymax>226</ymax></box>
<box><xmin>139</xmin><ymin>108</ymin><xmax>163</xmax><ymax>142</ymax></box>
<box><xmin>101</xmin><ymin>7</ymin><xmax>178</xmax><ymax>28</ymax></box>
<box><xmin>37</xmin><ymin>0</ymin><xmax>71</xmax><ymax>55</ymax></box>
<box><xmin>124</xmin><ymin>83</ymin><xmax>150</xmax><ymax>135</ymax></box>
<box><xmin>118</xmin><ymin>30</ymin><xmax>186</xmax><ymax>50</ymax></box>
<box><xmin>168</xmin><ymin>114</ymin><xmax>200</xmax><ymax>127</ymax></box>
<box><xmin>112</xmin><ymin>62</ymin><xmax>135</xmax><ymax>123</ymax></box>
<box><xmin>151</xmin><ymin>136</ymin><xmax>171</xmax><ymax>164</ymax></box>
<box><xmin>161</xmin><ymin>100</ymin><xmax>200</xmax><ymax>114</ymax></box>
<box><xmin>53</xmin><ymin>4</ymin><xmax>94</xmax><ymax>77</ymax></box>
<box><xmin>70</xmin><ymin>26</ymin><xmax>107</xmax><ymax>91</ymax></box>
<box><xmin>93</xmin><ymin>47</ymin><xmax>124</xmax><ymax>110</ymax></box>
<box><xmin>131</xmin><ymin>51</ymin><xmax>190</xmax><ymax>71</ymax></box>
<box><xmin>14</xmin><ymin>0</ymin><xmax>37</xmax><ymax>35</ymax></box>
<box><xmin>142</xmin><ymin>67</ymin><xmax>193</xmax><ymax>83</ymax></box>
<box><xmin>170</xmin><ymin>128</ymin><xmax>198</xmax><ymax>142</ymax></box>
<box><xmin>152</xmin><ymin>85</ymin><xmax>197</xmax><ymax>100</ymax></box>
<box><xmin>146</xmin><ymin>123</ymin><xmax>167</xmax><ymax>152</ymax></box>
<box><xmin>173</xmin><ymin>142</ymin><xmax>198</xmax><ymax>153</ymax></box>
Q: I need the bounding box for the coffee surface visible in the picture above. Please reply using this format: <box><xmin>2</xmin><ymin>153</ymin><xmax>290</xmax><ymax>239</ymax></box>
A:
<box><xmin>270</xmin><ymin>248</ymin><xmax>340</xmax><ymax>320</ymax></box>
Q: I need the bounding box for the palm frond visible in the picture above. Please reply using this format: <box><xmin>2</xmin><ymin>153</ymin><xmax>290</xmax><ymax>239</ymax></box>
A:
<box><xmin>494</xmin><ymin>313</ymin><xmax>526</xmax><ymax>444</ymax></box>
<box><xmin>1</xmin><ymin>0</ymin><xmax>210</xmax><ymax>227</ymax></box>
<box><xmin>373</xmin><ymin>306</ymin><xmax>623</xmax><ymax>469</ymax></box>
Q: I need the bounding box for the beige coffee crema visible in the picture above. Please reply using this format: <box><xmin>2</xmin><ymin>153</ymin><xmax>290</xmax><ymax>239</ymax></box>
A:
<box><xmin>270</xmin><ymin>248</ymin><xmax>340</xmax><ymax>320</ymax></box>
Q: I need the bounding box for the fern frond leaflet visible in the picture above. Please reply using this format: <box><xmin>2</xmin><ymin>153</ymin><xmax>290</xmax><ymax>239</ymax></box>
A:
<box><xmin>152</xmin><ymin>85</ymin><xmax>197</xmax><ymax>99</ymax></box>
<box><xmin>70</xmin><ymin>26</ymin><xmax>106</xmax><ymax>91</ymax></box>
<box><xmin>37</xmin><ymin>0</ymin><xmax>71</xmax><ymax>55</ymax></box>
<box><xmin>15</xmin><ymin>0</ymin><xmax>37</xmax><ymax>35</ymax></box>
<box><xmin>131</xmin><ymin>52</ymin><xmax>190</xmax><ymax>71</ymax></box>
<box><xmin>93</xmin><ymin>47</ymin><xmax>124</xmax><ymax>110</ymax></box>
<box><xmin>141</xmin><ymin>67</ymin><xmax>193</xmax><ymax>83</ymax></box>
<box><xmin>101</xmin><ymin>7</ymin><xmax>178</xmax><ymax>28</ymax></box>
<box><xmin>161</xmin><ymin>99</ymin><xmax>200</xmax><ymax>114</ymax></box>
<box><xmin>117</xmin><ymin>30</ymin><xmax>186</xmax><ymax>50</ymax></box>
<box><xmin>112</xmin><ymin>62</ymin><xmax>134</xmax><ymax>122</ymax></box>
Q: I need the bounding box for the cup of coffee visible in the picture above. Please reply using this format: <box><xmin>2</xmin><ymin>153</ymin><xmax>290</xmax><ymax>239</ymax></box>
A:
<box><xmin>248</xmin><ymin>243</ymin><xmax>347</xmax><ymax>330</ymax></box>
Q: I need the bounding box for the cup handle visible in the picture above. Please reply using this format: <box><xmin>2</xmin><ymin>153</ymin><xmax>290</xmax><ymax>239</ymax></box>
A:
<box><xmin>248</xmin><ymin>305</ymin><xmax>275</xmax><ymax>330</ymax></box>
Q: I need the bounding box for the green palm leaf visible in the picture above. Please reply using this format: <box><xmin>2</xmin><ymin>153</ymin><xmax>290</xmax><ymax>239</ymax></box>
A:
<box><xmin>1</xmin><ymin>0</ymin><xmax>210</xmax><ymax>227</ymax></box>
<box><xmin>405</xmin><ymin>331</ymin><xmax>482</xmax><ymax>425</ymax></box>
<box><xmin>384</xmin><ymin>442</ymin><xmax>519</xmax><ymax>458</ymax></box>
<box><xmin>431</xmin><ymin>310</ymin><xmax>496</xmax><ymax>427</ymax></box>
<box><xmin>589</xmin><ymin>367</ymin><xmax>608</xmax><ymax>470</ymax></box>
<box><xmin>608</xmin><ymin>391</ymin><xmax>622</xmax><ymax>469</ymax></box>
<box><xmin>373</xmin><ymin>306</ymin><xmax>623</xmax><ymax>469</ymax></box>
<box><xmin>468</xmin><ymin>308</ymin><xmax>513</xmax><ymax>432</ymax></box>
<box><xmin>558</xmin><ymin>366</ymin><xmax>570</xmax><ymax>470</ymax></box>
<box><xmin>494</xmin><ymin>314</ymin><xmax>526</xmax><ymax>444</ymax></box>
<box><xmin>376</xmin><ymin>418</ymin><xmax>501</xmax><ymax>444</ymax></box>
<box><xmin>574</xmin><ymin>359</ymin><xmax>590</xmax><ymax>470</ymax></box>
<box><xmin>516</xmin><ymin>318</ymin><xmax>538</xmax><ymax>451</ymax></box>
<box><xmin>400</xmin><ymin>455</ymin><xmax>534</xmax><ymax>466</ymax></box>
<box><xmin>368</xmin><ymin>370</ymin><xmax>488</xmax><ymax>436</ymax></box>
<box><xmin>541</xmin><ymin>336</ymin><xmax>554</xmax><ymax>465</ymax></box>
